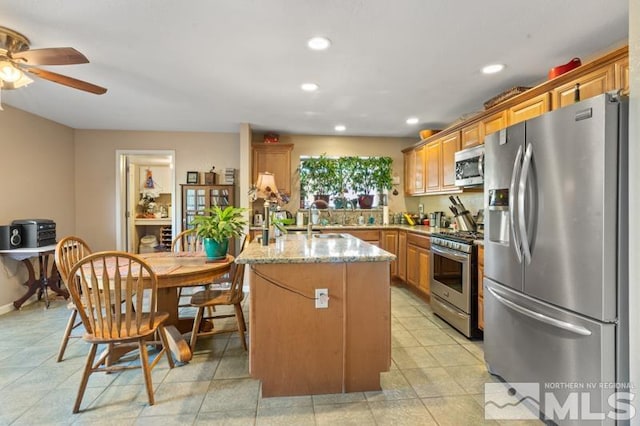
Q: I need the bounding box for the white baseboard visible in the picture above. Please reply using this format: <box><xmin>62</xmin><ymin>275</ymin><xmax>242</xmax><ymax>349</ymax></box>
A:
<box><xmin>0</xmin><ymin>302</ymin><xmax>16</xmax><ymax>316</ymax></box>
<box><xmin>0</xmin><ymin>296</ymin><xmax>38</xmax><ymax>316</ymax></box>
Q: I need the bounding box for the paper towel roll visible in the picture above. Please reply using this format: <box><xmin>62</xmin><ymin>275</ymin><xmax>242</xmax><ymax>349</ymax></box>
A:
<box><xmin>383</xmin><ymin>206</ymin><xmax>389</xmax><ymax>225</ymax></box>
<box><xmin>296</xmin><ymin>211</ymin><xmax>304</xmax><ymax>226</ymax></box>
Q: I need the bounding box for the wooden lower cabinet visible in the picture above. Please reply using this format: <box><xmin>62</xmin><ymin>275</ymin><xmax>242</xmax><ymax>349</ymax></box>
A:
<box><xmin>406</xmin><ymin>232</ymin><xmax>431</xmax><ymax>297</ymax></box>
<box><xmin>249</xmin><ymin>261</ymin><xmax>391</xmax><ymax>396</ymax></box>
<box><xmin>478</xmin><ymin>245</ymin><xmax>484</xmax><ymax>330</ymax></box>
<box><xmin>381</xmin><ymin>230</ymin><xmax>398</xmax><ymax>277</ymax></box>
<box><xmin>397</xmin><ymin>231</ymin><xmax>407</xmax><ymax>282</ymax></box>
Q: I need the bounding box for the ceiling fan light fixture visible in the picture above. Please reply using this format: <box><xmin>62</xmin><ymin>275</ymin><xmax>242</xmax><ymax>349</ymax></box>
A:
<box><xmin>0</xmin><ymin>72</ymin><xmax>33</xmax><ymax>89</ymax></box>
<box><xmin>0</xmin><ymin>61</ymin><xmax>22</xmax><ymax>82</ymax></box>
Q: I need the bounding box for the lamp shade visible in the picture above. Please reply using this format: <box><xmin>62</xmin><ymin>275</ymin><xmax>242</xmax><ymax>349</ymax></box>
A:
<box><xmin>255</xmin><ymin>172</ymin><xmax>279</xmax><ymax>199</ymax></box>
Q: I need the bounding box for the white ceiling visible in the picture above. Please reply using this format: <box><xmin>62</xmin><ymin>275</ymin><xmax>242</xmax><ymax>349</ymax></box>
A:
<box><xmin>0</xmin><ymin>0</ymin><xmax>629</xmax><ymax>138</ymax></box>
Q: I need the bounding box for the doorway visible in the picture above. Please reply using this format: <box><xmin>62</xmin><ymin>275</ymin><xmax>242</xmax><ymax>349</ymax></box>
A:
<box><xmin>115</xmin><ymin>150</ymin><xmax>176</xmax><ymax>252</ymax></box>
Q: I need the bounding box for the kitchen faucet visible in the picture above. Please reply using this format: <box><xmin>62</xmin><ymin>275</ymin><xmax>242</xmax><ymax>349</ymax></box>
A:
<box><xmin>306</xmin><ymin>200</ymin><xmax>332</xmax><ymax>237</ymax></box>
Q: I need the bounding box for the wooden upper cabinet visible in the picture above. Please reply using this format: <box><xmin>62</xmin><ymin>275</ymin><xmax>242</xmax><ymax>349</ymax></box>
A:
<box><xmin>440</xmin><ymin>132</ymin><xmax>460</xmax><ymax>190</ymax></box>
<box><xmin>403</xmin><ymin>150</ymin><xmax>415</xmax><ymax>195</ymax></box>
<box><xmin>615</xmin><ymin>56</ymin><xmax>629</xmax><ymax>95</ymax></box>
<box><xmin>461</xmin><ymin>122</ymin><xmax>482</xmax><ymax>149</ymax></box>
<box><xmin>482</xmin><ymin>110</ymin><xmax>507</xmax><ymax>138</ymax></box>
<box><xmin>425</xmin><ymin>141</ymin><xmax>441</xmax><ymax>192</ymax></box>
<box><xmin>252</xmin><ymin>144</ymin><xmax>293</xmax><ymax>195</ymax></box>
<box><xmin>414</xmin><ymin>145</ymin><xmax>426</xmax><ymax>194</ymax></box>
<box><xmin>508</xmin><ymin>92</ymin><xmax>551</xmax><ymax>125</ymax></box>
<box><xmin>551</xmin><ymin>64</ymin><xmax>615</xmax><ymax>109</ymax></box>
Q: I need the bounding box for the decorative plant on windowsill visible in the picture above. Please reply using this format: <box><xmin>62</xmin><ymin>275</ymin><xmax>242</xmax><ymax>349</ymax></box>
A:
<box><xmin>333</xmin><ymin>156</ymin><xmax>357</xmax><ymax>208</ymax></box>
<box><xmin>371</xmin><ymin>156</ymin><xmax>393</xmax><ymax>206</ymax></box>
<box><xmin>351</xmin><ymin>157</ymin><xmax>377</xmax><ymax>209</ymax></box>
<box><xmin>190</xmin><ymin>206</ymin><xmax>247</xmax><ymax>259</ymax></box>
<box><xmin>299</xmin><ymin>153</ymin><xmax>338</xmax><ymax>206</ymax></box>
<box><xmin>351</xmin><ymin>156</ymin><xmax>393</xmax><ymax>208</ymax></box>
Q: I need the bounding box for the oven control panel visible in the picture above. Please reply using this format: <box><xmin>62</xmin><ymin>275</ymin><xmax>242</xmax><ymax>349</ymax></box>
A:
<box><xmin>431</xmin><ymin>236</ymin><xmax>473</xmax><ymax>253</ymax></box>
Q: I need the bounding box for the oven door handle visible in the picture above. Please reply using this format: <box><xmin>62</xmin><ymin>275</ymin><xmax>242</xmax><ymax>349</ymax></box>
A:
<box><xmin>431</xmin><ymin>245</ymin><xmax>469</xmax><ymax>263</ymax></box>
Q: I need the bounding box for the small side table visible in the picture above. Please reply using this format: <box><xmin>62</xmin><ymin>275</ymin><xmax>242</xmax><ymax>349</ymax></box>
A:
<box><xmin>0</xmin><ymin>244</ymin><xmax>69</xmax><ymax>309</ymax></box>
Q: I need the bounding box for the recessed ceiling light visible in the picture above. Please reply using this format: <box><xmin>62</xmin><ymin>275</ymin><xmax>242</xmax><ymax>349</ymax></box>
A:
<box><xmin>482</xmin><ymin>63</ymin><xmax>505</xmax><ymax>74</ymax></box>
<box><xmin>301</xmin><ymin>83</ymin><xmax>319</xmax><ymax>92</ymax></box>
<box><xmin>308</xmin><ymin>36</ymin><xmax>331</xmax><ymax>50</ymax></box>
<box><xmin>334</xmin><ymin>125</ymin><xmax>346</xmax><ymax>132</ymax></box>
<box><xmin>406</xmin><ymin>117</ymin><xmax>419</xmax><ymax>125</ymax></box>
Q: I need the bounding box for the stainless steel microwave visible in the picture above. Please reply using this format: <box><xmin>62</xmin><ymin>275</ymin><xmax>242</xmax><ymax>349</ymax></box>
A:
<box><xmin>454</xmin><ymin>145</ymin><xmax>484</xmax><ymax>187</ymax></box>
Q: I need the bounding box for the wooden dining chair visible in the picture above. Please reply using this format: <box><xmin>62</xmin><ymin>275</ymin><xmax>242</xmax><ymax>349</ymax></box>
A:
<box><xmin>171</xmin><ymin>229</ymin><xmax>208</xmax><ymax>309</ymax></box>
<box><xmin>188</xmin><ymin>236</ymin><xmax>248</xmax><ymax>351</ymax></box>
<box><xmin>54</xmin><ymin>236</ymin><xmax>92</xmax><ymax>362</ymax></box>
<box><xmin>67</xmin><ymin>251</ymin><xmax>175</xmax><ymax>413</ymax></box>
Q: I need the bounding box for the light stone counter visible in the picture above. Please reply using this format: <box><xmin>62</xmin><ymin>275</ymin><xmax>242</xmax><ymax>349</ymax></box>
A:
<box><xmin>236</xmin><ymin>232</ymin><xmax>395</xmax><ymax>264</ymax></box>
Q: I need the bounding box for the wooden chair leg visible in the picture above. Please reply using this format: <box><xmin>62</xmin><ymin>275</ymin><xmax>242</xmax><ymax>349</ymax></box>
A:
<box><xmin>190</xmin><ymin>307</ymin><xmax>205</xmax><ymax>350</ymax></box>
<box><xmin>157</xmin><ymin>325</ymin><xmax>176</xmax><ymax>369</ymax></box>
<box><xmin>74</xmin><ymin>343</ymin><xmax>98</xmax><ymax>413</ymax></box>
<box><xmin>234</xmin><ymin>303</ymin><xmax>248</xmax><ymax>351</ymax></box>
<box><xmin>138</xmin><ymin>339</ymin><xmax>155</xmax><ymax>406</ymax></box>
<box><xmin>57</xmin><ymin>308</ymin><xmax>79</xmax><ymax>362</ymax></box>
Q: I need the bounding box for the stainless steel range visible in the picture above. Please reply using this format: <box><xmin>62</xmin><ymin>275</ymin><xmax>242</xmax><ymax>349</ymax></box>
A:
<box><xmin>430</xmin><ymin>231</ymin><xmax>482</xmax><ymax>338</ymax></box>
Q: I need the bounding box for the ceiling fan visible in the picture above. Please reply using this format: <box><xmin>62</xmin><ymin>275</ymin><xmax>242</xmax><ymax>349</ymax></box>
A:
<box><xmin>0</xmin><ymin>26</ymin><xmax>107</xmax><ymax>95</ymax></box>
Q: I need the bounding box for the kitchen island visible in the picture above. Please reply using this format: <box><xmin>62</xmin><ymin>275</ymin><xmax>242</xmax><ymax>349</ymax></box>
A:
<box><xmin>235</xmin><ymin>233</ymin><xmax>395</xmax><ymax>397</ymax></box>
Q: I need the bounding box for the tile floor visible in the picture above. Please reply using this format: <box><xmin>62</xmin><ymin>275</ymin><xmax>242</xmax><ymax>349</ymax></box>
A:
<box><xmin>0</xmin><ymin>285</ymin><xmax>542</xmax><ymax>425</ymax></box>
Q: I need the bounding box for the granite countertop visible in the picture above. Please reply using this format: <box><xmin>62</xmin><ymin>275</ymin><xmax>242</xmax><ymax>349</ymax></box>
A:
<box><xmin>236</xmin><ymin>233</ymin><xmax>396</xmax><ymax>264</ymax></box>
<box><xmin>248</xmin><ymin>224</ymin><xmax>444</xmax><ymax>236</ymax></box>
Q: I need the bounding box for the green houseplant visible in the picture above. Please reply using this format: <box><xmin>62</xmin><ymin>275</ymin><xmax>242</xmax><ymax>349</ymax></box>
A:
<box><xmin>351</xmin><ymin>156</ymin><xmax>393</xmax><ymax>208</ymax></box>
<box><xmin>371</xmin><ymin>156</ymin><xmax>393</xmax><ymax>206</ymax></box>
<box><xmin>333</xmin><ymin>156</ymin><xmax>357</xmax><ymax>208</ymax></box>
<box><xmin>299</xmin><ymin>153</ymin><xmax>338</xmax><ymax>204</ymax></box>
<box><xmin>351</xmin><ymin>157</ymin><xmax>377</xmax><ymax>208</ymax></box>
<box><xmin>190</xmin><ymin>205</ymin><xmax>247</xmax><ymax>259</ymax></box>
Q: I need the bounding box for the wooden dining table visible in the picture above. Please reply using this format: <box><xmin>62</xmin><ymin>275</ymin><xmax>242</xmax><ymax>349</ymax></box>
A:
<box><xmin>137</xmin><ymin>251</ymin><xmax>234</xmax><ymax>329</ymax></box>
<box><xmin>119</xmin><ymin>251</ymin><xmax>234</xmax><ymax>362</ymax></box>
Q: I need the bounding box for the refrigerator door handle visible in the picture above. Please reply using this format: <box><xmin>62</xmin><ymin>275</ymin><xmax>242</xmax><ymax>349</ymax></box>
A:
<box><xmin>487</xmin><ymin>286</ymin><xmax>592</xmax><ymax>336</ymax></box>
<box><xmin>478</xmin><ymin>152</ymin><xmax>484</xmax><ymax>178</ymax></box>
<box><xmin>518</xmin><ymin>143</ymin><xmax>533</xmax><ymax>264</ymax></box>
<box><xmin>509</xmin><ymin>145</ymin><xmax>524</xmax><ymax>263</ymax></box>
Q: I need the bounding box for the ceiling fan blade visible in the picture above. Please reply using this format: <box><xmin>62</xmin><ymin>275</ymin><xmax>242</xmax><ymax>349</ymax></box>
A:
<box><xmin>12</xmin><ymin>47</ymin><xmax>89</xmax><ymax>65</ymax></box>
<box><xmin>23</xmin><ymin>67</ymin><xmax>107</xmax><ymax>95</ymax></box>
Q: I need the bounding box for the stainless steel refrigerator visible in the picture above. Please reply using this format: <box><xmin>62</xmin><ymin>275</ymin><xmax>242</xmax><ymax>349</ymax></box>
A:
<box><xmin>483</xmin><ymin>93</ymin><xmax>629</xmax><ymax>425</ymax></box>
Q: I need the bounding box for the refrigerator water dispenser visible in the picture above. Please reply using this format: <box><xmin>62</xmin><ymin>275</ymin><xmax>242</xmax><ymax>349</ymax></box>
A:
<box><xmin>488</xmin><ymin>189</ymin><xmax>510</xmax><ymax>244</ymax></box>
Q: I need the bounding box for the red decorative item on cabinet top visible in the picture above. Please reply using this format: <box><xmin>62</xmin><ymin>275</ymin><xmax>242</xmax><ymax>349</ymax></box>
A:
<box><xmin>548</xmin><ymin>57</ymin><xmax>582</xmax><ymax>80</ymax></box>
<box><xmin>263</xmin><ymin>133</ymin><xmax>279</xmax><ymax>144</ymax></box>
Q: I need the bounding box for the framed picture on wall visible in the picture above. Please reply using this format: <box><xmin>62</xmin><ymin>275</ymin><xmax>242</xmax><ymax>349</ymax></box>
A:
<box><xmin>186</xmin><ymin>171</ymin><xmax>199</xmax><ymax>184</ymax></box>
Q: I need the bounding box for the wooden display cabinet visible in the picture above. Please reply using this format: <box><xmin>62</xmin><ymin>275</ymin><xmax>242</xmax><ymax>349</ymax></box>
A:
<box><xmin>181</xmin><ymin>184</ymin><xmax>236</xmax><ymax>253</ymax></box>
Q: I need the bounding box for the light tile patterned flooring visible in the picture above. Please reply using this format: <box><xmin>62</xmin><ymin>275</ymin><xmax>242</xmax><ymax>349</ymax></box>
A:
<box><xmin>0</xmin><ymin>285</ymin><xmax>542</xmax><ymax>425</ymax></box>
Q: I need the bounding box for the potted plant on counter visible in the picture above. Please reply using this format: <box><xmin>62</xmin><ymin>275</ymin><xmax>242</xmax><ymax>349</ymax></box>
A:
<box><xmin>190</xmin><ymin>205</ymin><xmax>247</xmax><ymax>259</ymax></box>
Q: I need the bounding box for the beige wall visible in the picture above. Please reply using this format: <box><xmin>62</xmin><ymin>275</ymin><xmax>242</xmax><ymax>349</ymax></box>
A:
<box><xmin>74</xmin><ymin>130</ymin><xmax>240</xmax><ymax>251</ymax></box>
<box><xmin>254</xmin><ymin>133</ymin><xmax>415</xmax><ymax>215</ymax></box>
<box><xmin>0</xmin><ymin>106</ymin><xmax>75</xmax><ymax>309</ymax></box>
